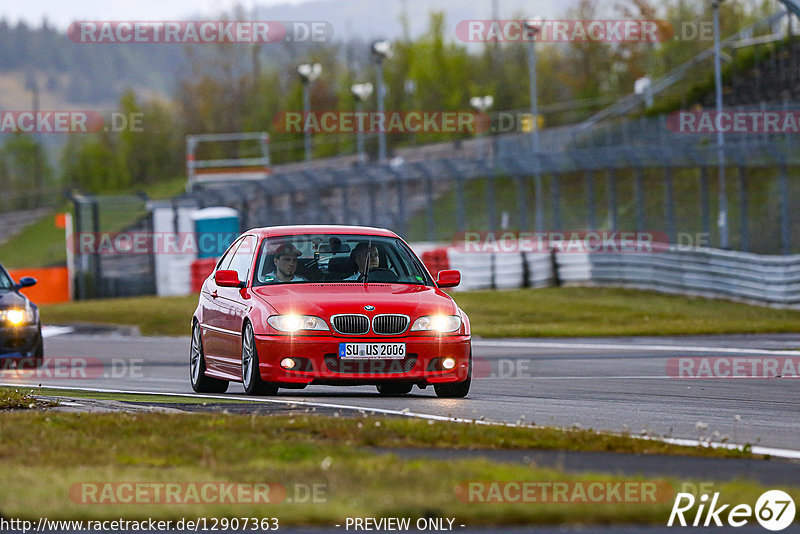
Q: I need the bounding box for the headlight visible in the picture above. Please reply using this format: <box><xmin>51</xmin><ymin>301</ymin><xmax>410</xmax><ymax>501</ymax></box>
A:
<box><xmin>267</xmin><ymin>315</ymin><xmax>329</xmax><ymax>332</ymax></box>
<box><xmin>411</xmin><ymin>315</ymin><xmax>462</xmax><ymax>333</ymax></box>
<box><xmin>0</xmin><ymin>308</ymin><xmax>32</xmax><ymax>326</ymax></box>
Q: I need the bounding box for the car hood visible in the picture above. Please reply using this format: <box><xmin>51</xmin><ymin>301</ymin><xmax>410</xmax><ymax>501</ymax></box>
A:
<box><xmin>0</xmin><ymin>289</ymin><xmax>29</xmax><ymax>310</ymax></box>
<box><xmin>251</xmin><ymin>283</ymin><xmax>457</xmax><ymax>318</ymax></box>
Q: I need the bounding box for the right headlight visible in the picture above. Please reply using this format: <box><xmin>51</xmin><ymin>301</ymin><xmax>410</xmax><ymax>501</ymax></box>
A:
<box><xmin>410</xmin><ymin>315</ymin><xmax>462</xmax><ymax>333</ymax></box>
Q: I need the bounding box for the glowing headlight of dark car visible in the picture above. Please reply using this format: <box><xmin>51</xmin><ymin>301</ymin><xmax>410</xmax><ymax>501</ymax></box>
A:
<box><xmin>267</xmin><ymin>315</ymin><xmax>329</xmax><ymax>332</ymax></box>
<box><xmin>410</xmin><ymin>315</ymin><xmax>461</xmax><ymax>333</ymax></box>
<box><xmin>0</xmin><ymin>308</ymin><xmax>32</xmax><ymax>326</ymax></box>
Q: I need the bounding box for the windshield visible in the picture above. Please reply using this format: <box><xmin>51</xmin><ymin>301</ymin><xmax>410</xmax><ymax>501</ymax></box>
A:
<box><xmin>252</xmin><ymin>234</ymin><xmax>433</xmax><ymax>286</ymax></box>
<box><xmin>0</xmin><ymin>266</ymin><xmax>13</xmax><ymax>290</ymax></box>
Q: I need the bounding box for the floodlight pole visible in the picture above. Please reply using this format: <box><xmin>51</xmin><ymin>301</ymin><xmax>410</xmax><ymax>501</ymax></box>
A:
<box><xmin>712</xmin><ymin>0</ymin><xmax>729</xmax><ymax>248</ymax></box>
<box><xmin>376</xmin><ymin>61</ymin><xmax>386</xmax><ymax>163</ymax></box>
<box><xmin>352</xmin><ymin>83</ymin><xmax>373</xmax><ymax>165</ymax></box>
<box><xmin>298</xmin><ymin>63</ymin><xmax>321</xmax><ymax>163</ymax></box>
<box><xmin>372</xmin><ymin>41</ymin><xmax>392</xmax><ymax>164</ymax></box>
<box><xmin>526</xmin><ymin>19</ymin><xmax>544</xmax><ymax>232</ymax></box>
<box><xmin>302</xmin><ymin>81</ymin><xmax>312</xmax><ymax>162</ymax></box>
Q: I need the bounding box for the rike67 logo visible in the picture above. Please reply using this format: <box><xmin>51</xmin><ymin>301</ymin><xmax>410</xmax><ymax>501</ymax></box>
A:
<box><xmin>668</xmin><ymin>490</ymin><xmax>796</xmax><ymax>531</ymax></box>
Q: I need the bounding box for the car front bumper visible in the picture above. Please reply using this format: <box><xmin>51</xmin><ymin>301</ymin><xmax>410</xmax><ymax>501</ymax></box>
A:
<box><xmin>0</xmin><ymin>324</ymin><xmax>42</xmax><ymax>360</ymax></box>
<box><xmin>254</xmin><ymin>334</ymin><xmax>471</xmax><ymax>386</ymax></box>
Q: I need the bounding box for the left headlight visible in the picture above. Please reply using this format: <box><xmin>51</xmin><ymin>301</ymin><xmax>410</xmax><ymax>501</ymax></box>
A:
<box><xmin>411</xmin><ymin>315</ymin><xmax>462</xmax><ymax>333</ymax></box>
<box><xmin>0</xmin><ymin>308</ymin><xmax>33</xmax><ymax>326</ymax></box>
<box><xmin>267</xmin><ymin>315</ymin><xmax>329</xmax><ymax>333</ymax></box>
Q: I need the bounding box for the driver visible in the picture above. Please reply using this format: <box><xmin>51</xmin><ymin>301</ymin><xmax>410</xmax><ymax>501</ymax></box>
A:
<box><xmin>345</xmin><ymin>242</ymin><xmax>379</xmax><ymax>280</ymax></box>
<box><xmin>272</xmin><ymin>243</ymin><xmax>307</xmax><ymax>282</ymax></box>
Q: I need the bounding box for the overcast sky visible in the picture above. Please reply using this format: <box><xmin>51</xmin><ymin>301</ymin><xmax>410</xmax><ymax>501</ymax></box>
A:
<box><xmin>3</xmin><ymin>0</ymin><xmax>307</xmax><ymax>29</ymax></box>
<box><xmin>3</xmin><ymin>0</ymin><xmax>571</xmax><ymax>31</ymax></box>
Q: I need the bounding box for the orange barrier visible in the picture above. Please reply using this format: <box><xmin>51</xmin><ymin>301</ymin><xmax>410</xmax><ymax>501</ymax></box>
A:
<box><xmin>8</xmin><ymin>266</ymin><xmax>70</xmax><ymax>304</ymax></box>
<box><xmin>191</xmin><ymin>258</ymin><xmax>217</xmax><ymax>293</ymax></box>
<box><xmin>422</xmin><ymin>248</ymin><xmax>450</xmax><ymax>278</ymax></box>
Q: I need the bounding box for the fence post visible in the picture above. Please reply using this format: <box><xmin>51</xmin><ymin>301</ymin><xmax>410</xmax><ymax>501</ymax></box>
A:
<box><xmin>394</xmin><ymin>169</ymin><xmax>406</xmax><ymax>236</ymax></box>
<box><xmin>664</xmin><ymin>167</ymin><xmax>676</xmax><ymax>243</ymax></box>
<box><xmin>634</xmin><ymin>168</ymin><xmax>646</xmax><ymax>231</ymax></box>
<box><xmin>551</xmin><ymin>174</ymin><xmax>561</xmax><ymax>229</ymax></box>
<box><xmin>585</xmin><ymin>170</ymin><xmax>596</xmax><ymax>229</ymax></box>
<box><xmin>455</xmin><ymin>174</ymin><xmax>466</xmax><ymax>234</ymax></box>
<box><xmin>738</xmin><ymin>166</ymin><xmax>748</xmax><ymax>252</ymax></box>
<box><xmin>426</xmin><ymin>172</ymin><xmax>436</xmax><ymax>241</ymax></box>
<box><xmin>368</xmin><ymin>180</ymin><xmax>377</xmax><ymax>226</ymax></box>
<box><xmin>90</xmin><ymin>196</ymin><xmax>101</xmax><ymax>298</ymax></box>
<box><xmin>72</xmin><ymin>197</ymin><xmax>85</xmax><ymax>301</ymax></box>
<box><xmin>700</xmin><ymin>167</ymin><xmax>711</xmax><ymax>240</ymax></box>
<box><xmin>515</xmin><ymin>174</ymin><xmax>528</xmax><ymax>231</ymax></box>
<box><xmin>486</xmin><ymin>174</ymin><xmax>497</xmax><ymax>232</ymax></box>
<box><xmin>780</xmin><ymin>164</ymin><xmax>790</xmax><ymax>255</ymax></box>
<box><xmin>607</xmin><ymin>169</ymin><xmax>618</xmax><ymax>232</ymax></box>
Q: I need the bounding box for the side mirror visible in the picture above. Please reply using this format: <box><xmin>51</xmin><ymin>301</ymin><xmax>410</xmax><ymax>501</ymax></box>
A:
<box><xmin>436</xmin><ymin>269</ymin><xmax>461</xmax><ymax>288</ymax></box>
<box><xmin>15</xmin><ymin>277</ymin><xmax>37</xmax><ymax>289</ymax></box>
<box><xmin>214</xmin><ymin>270</ymin><xmax>242</xmax><ymax>288</ymax></box>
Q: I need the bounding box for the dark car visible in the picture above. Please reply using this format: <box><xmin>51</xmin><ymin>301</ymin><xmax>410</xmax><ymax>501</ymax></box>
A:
<box><xmin>0</xmin><ymin>262</ymin><xmax>42</xmax><ymax>368</ymax></box>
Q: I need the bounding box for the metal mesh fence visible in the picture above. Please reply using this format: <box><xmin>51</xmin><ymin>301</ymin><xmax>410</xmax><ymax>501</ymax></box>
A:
<box><xmin>70</xmin><ymin>193</ymin><xmax>155</xmax><ymax>300</ymax></box>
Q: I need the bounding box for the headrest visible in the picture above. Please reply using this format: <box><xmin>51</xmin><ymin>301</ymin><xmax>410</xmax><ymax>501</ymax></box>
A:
<box><xmin>328</xmin><ymin>256</ymin><xmax>357</xmax><ymax>274</ymax></box>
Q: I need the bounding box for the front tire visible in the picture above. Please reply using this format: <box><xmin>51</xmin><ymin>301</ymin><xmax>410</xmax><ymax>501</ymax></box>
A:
<box><xmin>242</xmin><ymin>322</ymin><xmax>279</xmax><ymax>396</ymax></box>
<box><xmin>190</xmin><ymin>322</ymin><xmax>229</xmax><ymax>393</ymax></box>
<box><xmin>434</xmin><ymin>351</ymin><xmax>471</xmax><ymax>398</ymax></box>
<box><xmin>25</xmin><ymin>334</ymin><xmax>44</xmax><ymax>368</ymax></box>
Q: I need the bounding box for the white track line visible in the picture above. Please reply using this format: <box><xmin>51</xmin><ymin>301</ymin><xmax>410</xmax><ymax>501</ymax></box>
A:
<box><xmin>41</xmin><ymin>326</ymin><xmax>75</xmax><ymax>338</ymax></box>
<box><xmin>475</xmin><ymin>340</ymin><xmax>800</xmax><ymax>357</ymax></box>
<box><xmin>4</xmin><ymin>382</ymin><xmax>799</xmax><ymax>461</ymax></box>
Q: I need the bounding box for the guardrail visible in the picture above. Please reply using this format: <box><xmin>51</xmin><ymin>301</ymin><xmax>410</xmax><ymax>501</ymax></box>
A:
<box><xmin>588</xmin><ymin>248</ymin><xmax>800</xmax><ymax>306</ymax></box>
<box><xmin>427</xmin><ymin>245</ymin><xmax>800</xmax><ymax>308</ymax></box>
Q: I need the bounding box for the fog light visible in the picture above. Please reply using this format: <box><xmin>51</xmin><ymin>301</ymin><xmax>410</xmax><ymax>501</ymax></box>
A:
<box><xmin>441</xmin><ymin>357</ymin><xmax>456</xmax><ymax>370</ymax></box>
<box><xmin>280</xmin><ymin>358</ymin><xmax>296</xmax><ymax>370</ymax></box>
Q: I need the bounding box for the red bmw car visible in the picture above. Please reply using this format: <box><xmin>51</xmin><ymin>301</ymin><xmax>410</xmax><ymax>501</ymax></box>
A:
<box><xmin>191</xmin><ymin>225</ymin><xmax>471</xmax><ymax>398</ymax></box>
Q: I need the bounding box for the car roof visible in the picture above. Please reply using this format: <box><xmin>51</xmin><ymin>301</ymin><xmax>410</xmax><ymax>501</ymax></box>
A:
<box><xmin>244</xmin><ymin>225</ymin><xmax>400</xmax><ymax>239</ymax></box>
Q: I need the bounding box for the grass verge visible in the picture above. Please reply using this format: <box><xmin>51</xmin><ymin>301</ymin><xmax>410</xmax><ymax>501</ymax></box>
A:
<box><xmin>40</xmin><ymin>287</ymin><xmax>800</xmax><ymax>338</ymax></box>
<box><xmin>1</xmin><ymin>410</ymin><xmax>790</xmax><ymax>526</ymax></box>
<box><xmin>0</xmin><ymin>387</ymin><xmax>247</xmax><ymax>405</ymax></box>
<box><xmin>0</xmin><ymin>387</ymin><xmax>756</xmax><ymax>459</ymax></box>
<box><xmin>0</xmin><ymin>208</ymin><xmax>67</xmax><ymax>268</ymax></box>
<box><xmin>0</xmin><ymin>387</ymin><xmax>59</xmax><ymax>410</ymax></box>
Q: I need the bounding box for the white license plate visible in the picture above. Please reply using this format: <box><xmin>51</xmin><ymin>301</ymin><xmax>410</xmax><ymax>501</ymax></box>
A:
<box><xmin>338</xmin><ymin>342</ymin><xmax>406</xmax><ymax>359</ymax></box>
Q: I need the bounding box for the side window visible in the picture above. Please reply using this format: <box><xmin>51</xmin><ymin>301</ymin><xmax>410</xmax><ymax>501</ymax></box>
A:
<box><xmin>216</xmin><ymin>237</ymin><xmax>243</xmax><ymax>272</ymax></box>
<box><xmin>228</xmin><ymin>236</ymin><xmax>257</xmax><ymax>283</ymax></box>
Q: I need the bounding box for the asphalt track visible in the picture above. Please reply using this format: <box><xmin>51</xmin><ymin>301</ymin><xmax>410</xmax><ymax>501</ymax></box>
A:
<box><xmin>3</xmin><ymin>329</ymin><xmax>798</xmax><ymax>455</ymax></box>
